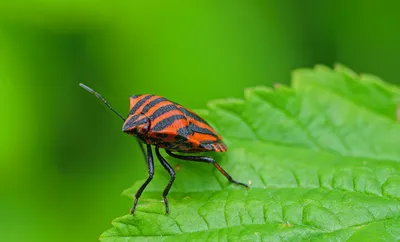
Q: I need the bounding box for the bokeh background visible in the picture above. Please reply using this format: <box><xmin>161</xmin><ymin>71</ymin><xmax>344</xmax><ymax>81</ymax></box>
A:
<box><xmin>1</xmin><ymin>1</ymin><xmax>399</xmax><ymax>241</ymax></box>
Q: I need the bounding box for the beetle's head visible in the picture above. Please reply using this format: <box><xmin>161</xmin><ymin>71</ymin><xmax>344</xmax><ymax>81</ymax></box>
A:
<box><xmin>122</xmin><ymin>114</ymin><xmax>150</xmax><ymax>136</ymax></box>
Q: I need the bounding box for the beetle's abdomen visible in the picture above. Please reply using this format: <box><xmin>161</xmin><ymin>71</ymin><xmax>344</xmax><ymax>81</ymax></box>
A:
<box><xmin>143</xmin><ymin>132</ymin><xmax>227</xmax><ymax>152</ymax></box>
<box><xmin>129</xmin><ymin>94</ymin><xmax>227</xmax><ymax>153</ymax></box>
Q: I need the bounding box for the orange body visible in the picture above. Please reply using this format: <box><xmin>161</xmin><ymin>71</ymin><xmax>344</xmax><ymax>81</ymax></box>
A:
<box><xmin>122</xmin><ymin>94</ymin><xmax>227</xmax><ymax>152</ymax></box>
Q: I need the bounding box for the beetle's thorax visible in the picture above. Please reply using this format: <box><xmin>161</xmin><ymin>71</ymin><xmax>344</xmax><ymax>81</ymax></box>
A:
<box><xmin>122</xmin><ymin>114</ymin><xmax>150</xmax><ymax>136</ymax></box>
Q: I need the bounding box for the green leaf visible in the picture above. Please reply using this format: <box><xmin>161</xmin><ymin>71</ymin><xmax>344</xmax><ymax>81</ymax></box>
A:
<box><xmin>100</xmin><ymin>65</ymin><xmax>400</xmax><ymax>241</ymax></box>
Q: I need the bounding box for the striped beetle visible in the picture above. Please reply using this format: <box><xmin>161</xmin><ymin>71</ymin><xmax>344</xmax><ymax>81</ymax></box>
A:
<box><xmin>79</xmin><ymin>83</ymin><xmax>248</xmax><ymax>214</ymax></box>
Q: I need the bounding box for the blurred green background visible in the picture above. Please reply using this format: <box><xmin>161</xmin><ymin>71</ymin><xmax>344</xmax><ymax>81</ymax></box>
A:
<box><xmin>1</xmin><ymin>1</ymin><xmax>399</xmax><ymax>241</ymax></box>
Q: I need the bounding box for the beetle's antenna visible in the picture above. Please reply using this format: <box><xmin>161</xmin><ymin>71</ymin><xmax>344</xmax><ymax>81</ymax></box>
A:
<box><xmin>79</xmin><ymin>83</ymin><xmax>126</xmax><ymax>121</ymax></box>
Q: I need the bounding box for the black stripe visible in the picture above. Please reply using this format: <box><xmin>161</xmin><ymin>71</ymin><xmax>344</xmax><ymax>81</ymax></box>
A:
<box><xmin>149</xmin><ymin>104</ymin><xmax>178</xmax><ymax>119</ymax></box>
<box><xmin>200</xmin><ymin>140</ymin><xmax>220</xmax><ymax>145</ymax></box>
<box><xmin>132</xmin><ymin>117</ymin><xmax>150</xmax><ymax>126</ymax></box>
<box><xmin>129</xmin><ymin>95</ymin><xmax>153</xmax><ymax>114</ymax></box>
<box><xmin>141</xmin><ymin>97</ymin><xmax>168</xmax><ymax>114</ymax></box>
<box><xmin>199</xmin><ymin>142</ymin><xmax>214</xmax><ymax>150</ymax></box>
<box><xmin>188</xmin><ymin>123</ymin><xmax>218</xmax><ymax>138</ymax></box>
<box><xmin>124</xmin><ymin>114</ymin><xmax>141</xmax><ymax>127</ymax></box>
<box><xmin>177</xmin><ymin>126</ymin><xmax>194</xmax><ymax>138</ymax></box>
<box><xmin>152</xmin><ymin>115</ymin><xmax>186</xmax><ymax>132</ymax></box>
<box><xmin>179</xmin><ymin>106</ymin><xmax>208</xmax><ymax>124</ymax></box>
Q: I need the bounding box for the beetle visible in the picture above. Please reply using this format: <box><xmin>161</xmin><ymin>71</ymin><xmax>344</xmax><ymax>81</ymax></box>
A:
<box><xmin>79</xmin><ymin>83</ymin><xmax>248</xmax><ymax>214</ymax></box>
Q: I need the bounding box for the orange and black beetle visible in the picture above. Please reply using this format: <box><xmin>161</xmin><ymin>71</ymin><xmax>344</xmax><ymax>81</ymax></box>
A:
<box><xmin>79</xmin><ymin>83</ymin><xmax>248</xmax><ymax>214</ymax></box>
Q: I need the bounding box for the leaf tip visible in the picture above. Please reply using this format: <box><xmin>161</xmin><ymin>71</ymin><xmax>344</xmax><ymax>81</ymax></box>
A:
<box><xmin>244</xmin><ymin>86</ymin><xmax>272</xmax><ymax>99</ymax></box>
<box><xmin>291</xmin><ymin>67</ymin><xmax>313</xmax><ymax>82</ymax></box>
<box><xmin>314</xmin><ymin>64</ymin><xmax>331</xmax><ymax>71</ymax></box>
<box><xmin>334</xmin><ymin>63</ymin><xmax>358</xmax><ymax>78</ymax></box>
<box><xmin>121</xmin><ymin>188</ymin><xmax>135</xmax><ymax>198</ymax></box>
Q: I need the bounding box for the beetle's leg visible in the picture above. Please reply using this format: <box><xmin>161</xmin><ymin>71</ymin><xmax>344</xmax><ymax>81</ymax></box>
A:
<box><xmin>136</xmin><ymin>138</ymin><xmax>146</xmax><ymax>159</ymax></box>
<box><xmin>155</xmin><ymin>148</ymin><xmax>175</xmax><ymax>214</ymax></box>
<box><xmin>131</xmin><ymin>144</ymin><xmax>154</xmax><ymax>214</ymax></box>
<box><xmin>165</xmin><ymin>150</ymin><xmax>248</xmax><ymax>188</ymax></box>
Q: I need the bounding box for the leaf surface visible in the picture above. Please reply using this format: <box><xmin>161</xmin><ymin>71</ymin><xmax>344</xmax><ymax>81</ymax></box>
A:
<box><xmin>100</xmin><ymin>65</ymin><xmax>400</xmax><ymax>242</ymax></box>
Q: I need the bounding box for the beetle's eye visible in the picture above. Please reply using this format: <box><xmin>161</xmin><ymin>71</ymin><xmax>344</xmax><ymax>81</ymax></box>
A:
<box><xmin>142</xmin><ymin>125</ymin><xmax>149</xmax><ymax>133</ymax></box>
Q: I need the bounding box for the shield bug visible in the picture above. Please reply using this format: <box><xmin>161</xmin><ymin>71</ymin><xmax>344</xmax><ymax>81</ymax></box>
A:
<box><xmin>79</xmin><ymin>83</ymin><xmax>248</xmax><ymax>214</ymax></box>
